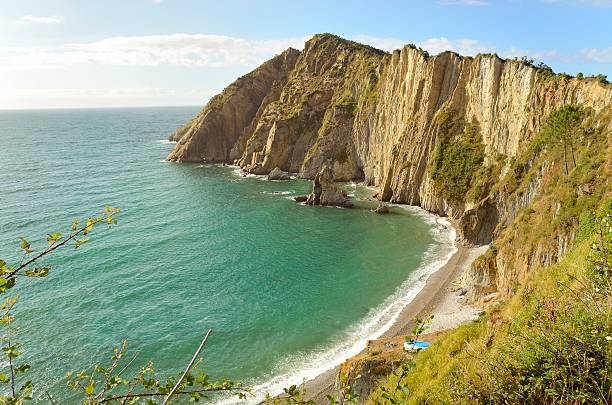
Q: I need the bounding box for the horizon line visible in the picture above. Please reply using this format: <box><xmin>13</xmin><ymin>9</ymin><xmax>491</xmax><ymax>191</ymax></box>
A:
<box><xmin>0</xmin><ymin>104</ymin><xmax>204</xmax><ymax>112</ymax></box>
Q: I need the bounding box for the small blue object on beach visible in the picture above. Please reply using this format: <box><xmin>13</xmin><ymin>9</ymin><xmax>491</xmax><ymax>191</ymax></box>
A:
<box><xmin>403</xmin><ymin>340</ymin><xmax>431</xmax><ymax>352</ymax></box>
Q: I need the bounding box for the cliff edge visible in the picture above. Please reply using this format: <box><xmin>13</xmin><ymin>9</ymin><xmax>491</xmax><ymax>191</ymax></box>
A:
<box><xmin>167</xmin><ymin>33</ymin><xmax>612</xmax><ymax>305</ymax></box>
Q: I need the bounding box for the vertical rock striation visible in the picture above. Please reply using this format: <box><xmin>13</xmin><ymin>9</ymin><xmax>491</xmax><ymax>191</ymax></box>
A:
<box><xmin>167</xmin><ymin>47</ymin><xmax>300</xmax><ymax>162</ymax></box>
<box><xmin>167</xmin><ymin>33</ymin><xmax>612</xmax><ymax>303</ymax></box>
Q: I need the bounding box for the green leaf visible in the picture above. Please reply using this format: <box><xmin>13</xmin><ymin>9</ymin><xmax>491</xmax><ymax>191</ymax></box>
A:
<box><xmin>18</xmin><ymin>237</ymin><xmax>33</xmax><ymax>254</ymax></box>
<box><xmin>0</xmin><ymin>260</ymin><xmax>6</xmax><ymax>272</ymax></box>
<box><xmin>46</xmin><ymin>232</ymin><xmax>63</xmax><ymax>245</ymax></box>
<box><xmin>20</xmin><ymin>380</ymin><xmax>33</xmax><ymax>399</ymax></box>
<box><xmin>84</xmin><ymin>217</ymin><xmax>94</xmax><ymax>234</ymax></box>
<box><xmin>196</xmin><ymin>371</ymin><xmax>209</xmax><ymax>386</ymax></box>
<box><xmin>85</xmin><ymin>383</ymin><xmax>94</xmax><ymax>395</ymax></box>
<box><xmin>14</xmin><ymin>363</ymin><xmax>30</xmax><ymax>375</ymax></box>
<box><xmin>0</xmin><ymin>277</ymin><xmax>14</xmax><ymax>293</ymax></box>
<box><xmin>0</xmin><ymin>373</ymin><xmax>9</xmax><ymax>383</ymax></box>
<box><xmin>74</xmin><ymin>238</ymin><xmax>91</xmax><ymax>249</ymax></box>
<box><xmin>326</xmin><ymin>394</ymin><xmax>339</xmax><ymax>404</ymax></box>
<box><xmin>3</xmin><ymin>344</ymin><xmax>22</xmax><ymax>358</ymax></box>
<box><xmin>24</xmin><ymin>267</ymin><xmax>50</xmax><ymax>277</ymax></box>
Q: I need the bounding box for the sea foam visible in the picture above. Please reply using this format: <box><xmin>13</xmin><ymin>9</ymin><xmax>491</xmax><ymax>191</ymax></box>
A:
<box><xmin>216</xmin><ymin>206</ymin><xmax>457</xmax><ymax>404</ymax></box>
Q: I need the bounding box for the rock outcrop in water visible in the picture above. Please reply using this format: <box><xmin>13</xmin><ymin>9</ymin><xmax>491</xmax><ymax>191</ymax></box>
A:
<box><xmin>374</xmin><ymin>204</ymin><xmax>390</xmax><ymax>214</ymax></box>
<box><xmin>306</xmin><ymin>165</ymin><xmax>353</xmax><ymax>208</ymax></box>
<box><xmin>167</xmin><ymin>33</ymin><xmax>612</xmax><ymax>304</ymax></box>
<box><xmin>267</xmin><ymin>167</ymin><xmax>291</xmax><ymax>180</ymax></box>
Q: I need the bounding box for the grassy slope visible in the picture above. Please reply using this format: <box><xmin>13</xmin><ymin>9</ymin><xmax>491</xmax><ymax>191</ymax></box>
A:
<box><xmin>370</xmin><ymin>235</ymin><xmax>610</xmax><ymax>404</ymax></box>
<box><xmin>369</xmin><ymin>106</ymin><xmax>611</xmax><ymax>404</ymax></box>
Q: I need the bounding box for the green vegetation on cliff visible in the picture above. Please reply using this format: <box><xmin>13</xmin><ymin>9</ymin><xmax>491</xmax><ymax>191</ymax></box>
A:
<box><xmin>371</xmin><ymin>219</ymin><xmax>611</xmax><ymax>404</ymax></box>
<box><xmin>370</xmin><ymin>105</ymin><xmax>612</xmax><ymax>404</ymax></box>
<box><xmin>431</xmin><ymin>116</ymin><xmax>486</xmax><ymax>203</ymax></box>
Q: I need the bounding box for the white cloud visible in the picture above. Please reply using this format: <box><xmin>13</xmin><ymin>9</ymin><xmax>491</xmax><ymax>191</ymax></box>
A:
<box><xmin>0</xmin><ymin>34</ymin><xmax>308</xmax><ymax>69</ymax></box>
<box><xmin>353</xmin><ymin>35</ymin><xmax>494</xmax><ymax>56</ymax></box>
<box><xmin>580</xmin><ymin>47</ymin><xmax>612</xmax><ymax>63</ymax></box>
<box><xmin>354</xmin><ymin>34</ymin><xmax>612</xmax><ymax>68</ymax></box>
<box><xmin>17</xmin><ymin>15</ymin><xmax>64</xmax><ymax>24</ymax></box>
<box><xmin>0</xmin><ymin>87</ymin><xmax>213</xmax><ymax>109</ymax></box>
<box><xmin>438</xmin><ymin>0</ymin><xmax>489</xmax><ymax>5</ymax></box>
<box><xmin>351</xmin><ymin>35</ymin><xmax>407</xmax><ymax>52</ymax></box>
<box><xmin>501</xmin><ymin>47</ymin><xmax>575</xmax><ymax>63</ymax></box>
<box><xmin>3</xmin><ymin>87</ymin><xmax>205</xmax><ymax>99</ymax></box>
<box><xmin>1</xmin><ymin>33</ymin><xmax>609</xmax><ymax>109</ymax></box>
<box><xmin>419</xmin><ymin>37</ymin><xmax>493</xmax><ymax>55</ymax></box>
<box><xmin>2</xmin><ymin>33</ymin><xmax>610</xmax><ymax>71</ymax></box>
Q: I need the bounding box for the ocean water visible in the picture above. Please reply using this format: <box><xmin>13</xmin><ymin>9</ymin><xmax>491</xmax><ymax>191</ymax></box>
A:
<box><xmin>0</xmin><ymin>107</ymin><xmax>455</xmax><ymax>402</ymax></box>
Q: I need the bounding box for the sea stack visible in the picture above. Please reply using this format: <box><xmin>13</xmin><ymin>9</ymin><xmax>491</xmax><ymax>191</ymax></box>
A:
<box><xmin>306</xmin><ymin>165</ymin><xmax>353</xmax><ymax>208</ymax></box>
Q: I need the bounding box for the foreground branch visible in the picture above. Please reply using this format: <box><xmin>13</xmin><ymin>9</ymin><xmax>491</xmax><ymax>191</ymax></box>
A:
<box><xmin>101</xmin><ymin>386</ymin><xmax>243</xmax><ymax>403</ymax></box>
<box><xmin>162</xmin><ymin>329</ymin><xmax>213</xmax><ymax>405</ymax></box>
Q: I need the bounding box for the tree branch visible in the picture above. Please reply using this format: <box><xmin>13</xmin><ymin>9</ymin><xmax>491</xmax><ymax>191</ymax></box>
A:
<box><xmin>161</xmin><ymin>329</ymin><xmax>212</xmax><ymax>405</ymax></box>
<box><xmin>6</xmin><ymin>215</ymin><xmax>112</xmax><ymax>279</ymax></box>
<box><xmin>8</xmin><ymin>337</ymin><xmax>15</xmax><ymax>398</ymax></box>
<box><xmin>101</xmin><ymin>386</ymin><xmax>242</xmax><ymax>403</ymax></box>
<box><xmin>45</xmin><ymin>391</ymin><xmax>57</xmax><ymax>405</ymax></box>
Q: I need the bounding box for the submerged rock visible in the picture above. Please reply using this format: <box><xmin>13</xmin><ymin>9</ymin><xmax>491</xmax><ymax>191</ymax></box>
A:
<box><xmin>267</xmin><ymin>167</ymin><xmax>291</xmax><ymax>180</ymax></box>
<box><xmin>305</xmin><ymin>166</ymin><xmax>353</xmax><ymax>208</ymax></box>
<box><xmin>294</xmin><ymin>195</ymin><xmax>308</xmax><ymax>202</ymax></box>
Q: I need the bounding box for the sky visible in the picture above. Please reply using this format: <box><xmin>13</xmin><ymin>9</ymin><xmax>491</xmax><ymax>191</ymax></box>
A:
<box><xmin>0</xmin><ymin>0</ymin><xmax>610</xmax><ymax>109</ymax></box>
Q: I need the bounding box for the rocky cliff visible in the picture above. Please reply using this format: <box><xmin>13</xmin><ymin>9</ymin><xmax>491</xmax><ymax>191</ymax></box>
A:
<box><xmin>167</xmin><ymin>47</ymin><xmax>300</xmax><ymax>162</ymax></box>
<box><xmin>168</xmin><ymin>33</ymin><xmax>611</xmax><ymax>304</ymax></box>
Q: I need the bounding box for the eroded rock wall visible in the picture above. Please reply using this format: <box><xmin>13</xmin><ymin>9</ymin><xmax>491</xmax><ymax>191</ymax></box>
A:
<box><xmin>168</xmin><ymin>34</ymin><xmax>610</xmax><ymax>217</ymax></box>
<box><xmin>167</xmin><ymin>33</ymin><xmax>612</xmax><ymax>303</ymax></box>
<box><xmin>167</xmin><ymin>48</ymin><xmax>300</xmax><ymax>162</ymax></box>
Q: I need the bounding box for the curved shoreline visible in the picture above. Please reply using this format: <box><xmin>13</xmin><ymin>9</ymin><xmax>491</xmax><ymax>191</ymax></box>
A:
<box><xmin>304</xmin><ymin>241</ymin><xmax>488</xmax><ymax>404</ymax></box>
<box><xmin>223</xmin><ymin>206</ymin><xmax>460</xmax><ymax>404</ymax></box>
<box><xmin>210</xmin><ymin>170</ymin><xmax>478</xmax><ymax>405</ymax></box>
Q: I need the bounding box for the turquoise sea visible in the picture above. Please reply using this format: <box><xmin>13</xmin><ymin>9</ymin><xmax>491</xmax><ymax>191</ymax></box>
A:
<box><xmin>0</xmin><ymin>107</ymin><xmax>455</xmax><ymax>403</ymax></box>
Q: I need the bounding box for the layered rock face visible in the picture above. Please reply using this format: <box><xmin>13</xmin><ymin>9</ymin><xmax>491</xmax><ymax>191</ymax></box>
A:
<box><xmin>168</xmin><ymin>33</ymin><xmax>610</xmax><ymax>212</ymax></box>
<box><xmin>168</xmin><ymin>34</ymin><xmax>385</xmax><ymax>179</ymax></box>
<box><xmin>168</xmin><ymin>33</ymin><xmax>611</xmax><ymax>302</ymax></box>
<box><xmin>167</xmin><ymin>47</ymin><xmax>300</xmax><ymax>162</ymax></box>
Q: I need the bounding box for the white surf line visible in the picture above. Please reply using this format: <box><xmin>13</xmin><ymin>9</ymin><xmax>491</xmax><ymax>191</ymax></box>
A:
<box><xmin>215</xmin><ymin>206</ymin><xmax>457</xmax><ymax>404</ymax></box>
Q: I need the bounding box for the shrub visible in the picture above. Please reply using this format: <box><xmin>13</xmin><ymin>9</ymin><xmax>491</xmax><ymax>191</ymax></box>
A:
<box><xmin>431</xmin><ymin>122</ymin><xmax>485</xmax><ymax>202</ymax></box>
<box><xmin>480</xmin><ymin>211</ymin><xmax>612</xmax><ymax>404</ymax></box>
<box><xmin>333</xmin><ymin>89</ymin><xmax>357</xmax><ymax>115</ymax></box>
